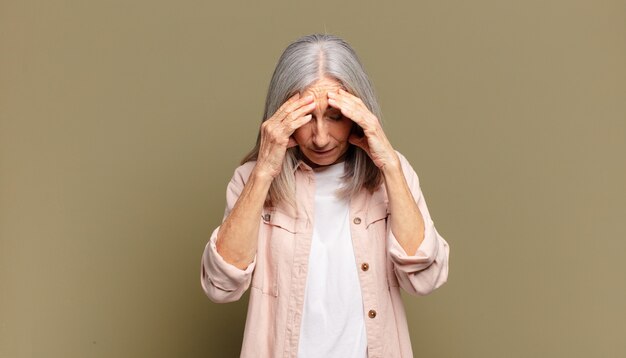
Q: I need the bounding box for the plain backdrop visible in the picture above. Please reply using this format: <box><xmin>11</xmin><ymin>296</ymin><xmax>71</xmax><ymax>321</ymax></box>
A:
<box><xmin>1</xmin><ymin>0</ymin><xmax>625</xmax><ymax>357</ymax></box>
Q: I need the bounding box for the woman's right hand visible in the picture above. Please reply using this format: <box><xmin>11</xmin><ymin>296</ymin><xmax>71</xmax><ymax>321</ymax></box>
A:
<box><xmin>254</xmin><ymin>93</ymin><xmax>315</xmax><ymax>179</ymax></box>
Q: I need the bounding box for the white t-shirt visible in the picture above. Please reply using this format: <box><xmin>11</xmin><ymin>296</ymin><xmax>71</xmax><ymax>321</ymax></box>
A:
<box><xmin>297</xmin><ymin>162</ymin><xmax>367</xmax><ymax>358</ymax></box>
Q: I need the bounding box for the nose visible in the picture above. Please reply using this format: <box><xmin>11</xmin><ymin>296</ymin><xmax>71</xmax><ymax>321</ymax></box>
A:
<box><xmin>312</xmin><ymin>119</ymin><xmax>330</xmax><ymax>149</ymax></box>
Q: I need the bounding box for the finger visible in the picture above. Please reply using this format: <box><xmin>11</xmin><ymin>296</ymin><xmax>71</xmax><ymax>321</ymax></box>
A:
<box><xmin>286</xmin><ymin>112</ymin><xmax>313</xmax><ymax>148</ymax></box>
<box><xmin>286</xmin><ymin>114</ymin><xmax>313</xmax><ymax>132</ymax></box>
<box><xmin>327</xmin><ymin>89</ymin><xmax>352</xmax><ymax>104</ymax></box>
<box><xmin>336</xmin><ymin>88</ymin><xmax>365</xmax><ymax>106</ymax></box>
<box><xmin>289</xmin><ymin>92</ymin><xmax>300</xmax><ymax>101</ymax></box>
<box><xmin>328</xmin><ymin>92</ymin><xmax>374</xmax><ymax>130</ymax></box>
<box><xmin>282</xmin><ymin>101</ymin><xmax>316</xmax><ymax>123</ymax></box>
<box><xmin>326</xmin><ymin>93</ymin><xmax>346</xmax><ymax>112</ymax></box>
<box><xmin>328</xmin><ymin>96</ymin><xmax>360</xmax><ymax>124</ymax></box>
<box><xmin>327</xmin><ymin>90</ymin><xmax>353</xmax><ymax>113</ymax></box>
<box><xmin>270</xmin><ymin>93</ymin><xmax>300</xmax><ymax>120</ymax></box>
<box><xmin>275</xmin><ymin>94</ymin><xmax>314</xmax><ymax>122</ymax></box>
<box><xmin>329</xmin><ymin>89</ymin><xmax>366</xmax><ymax>112</ymax></box>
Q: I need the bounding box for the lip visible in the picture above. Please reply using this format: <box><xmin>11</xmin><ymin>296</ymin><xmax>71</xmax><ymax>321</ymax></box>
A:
<box><xmin>311</xmin><ymin>148</ymin><xmax>335</xmax><ymax>155</ymax></box>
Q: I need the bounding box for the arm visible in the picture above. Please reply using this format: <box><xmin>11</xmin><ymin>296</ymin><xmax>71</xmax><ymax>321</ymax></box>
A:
<box><xmin>385</xmin><ymin>152</ymin><xmax>450</xmax><ymax>296</ymax></box>
<box><xmin>326</xmin><ymin>89</ymin><xmax>449</xmax><ymax>295</ymax></box>
<box><xmin>201</xmin><ymin>93</ymin><xmax>316</xmax><ymax>303</ymax></box>
<box><xmin>200</xmin><ymin>164</ymin><xmax>265</xmax><ymax>303</ymax></box>
<box><xmin>382</xmin><ymin>152</ymin><xmax>425</xmax><ymax>256</ymax></box>
<box><xmin>214</xmin><ymin>92</ymin><xmax>314</xmax><ymax>269</ymax></box>
<box><xmin>215</xmin><ymin>168</ymin><xmax>272</xmax><ymax>270</ymax></box>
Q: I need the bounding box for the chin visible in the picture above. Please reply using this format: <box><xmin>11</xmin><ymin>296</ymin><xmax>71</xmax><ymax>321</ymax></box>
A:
<box><xmin>312</xmin><ymin>158</ymin><xmax>337</xmax><ymax>166</ymax></box>
<box><xmin>302</xmin><ymin>150</ymin><xmax>347</xmax><ymax>168</ymax></box>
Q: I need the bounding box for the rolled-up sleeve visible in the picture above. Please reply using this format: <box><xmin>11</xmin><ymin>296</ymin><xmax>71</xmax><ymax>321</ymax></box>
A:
<box><xmin>387</xmin><ymin>152</ymin><xmax>450</xmax><ymax>296</ymax></box>
<box><xmin>200</xmin><ymin>165</ymin><xmax>257</xmax><ymax>303</ymax></box>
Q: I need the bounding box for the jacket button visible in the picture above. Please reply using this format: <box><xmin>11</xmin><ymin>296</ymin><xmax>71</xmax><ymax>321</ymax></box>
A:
<box><xmin>368</xmin><ymin>309</ymin><xmax>377</xmax><ymax>319</ymax></box>
<box><xmin>263</xmin><ymin>213</ymin><xmax>271</xmax><ymax>222</ymax></box>
<box><xmin>361</xmin><ymin>263</ymin><xmax>369</xmax><ymax>271</ymax></box>
<box><xmin>353</xmin><ymin>217</ymin><xmax>362</xmax><ymax>225</ymax></box>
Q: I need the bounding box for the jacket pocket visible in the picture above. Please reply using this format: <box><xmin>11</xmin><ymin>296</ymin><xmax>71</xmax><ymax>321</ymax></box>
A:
<box><xmin>250</xmin><ymin>208</ymin><xmax>295</xmax><ymax>297</ymax></box>
<box><xmin>365</xmin><ymin>201</ymin><xmax>389</xmax><ymax>229</ymax></box>
<box><xmin>261</xmin><ymin>208</ymin><xmax>296</xmax><ymax>234</ymax></box>
<box><xmin>365</xmin><ymin>201</ymin><xmax>400</xmax><ymax>289</ymax></box>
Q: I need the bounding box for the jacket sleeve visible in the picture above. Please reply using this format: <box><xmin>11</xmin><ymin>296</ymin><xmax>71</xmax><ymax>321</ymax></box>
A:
<box><xmin>200</xmin><ymin>165</ymin><xmax>257</xmax><ymax>303</ymax></box>
<box><xmin>387</xmin><ymin>151</ymin><xmax>450</xmax><ymax>296</ymax></box>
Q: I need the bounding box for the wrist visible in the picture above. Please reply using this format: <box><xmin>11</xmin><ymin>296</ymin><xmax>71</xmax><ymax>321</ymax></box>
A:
<box><xmin>251</xmin><ymin>165</ymin><xmax>276</xmax><ymax>184</ymax></box>
<box><xmin>380</xmin><ymin>153</ymin><xmax>402</xmax><ymax>176</ymax></box>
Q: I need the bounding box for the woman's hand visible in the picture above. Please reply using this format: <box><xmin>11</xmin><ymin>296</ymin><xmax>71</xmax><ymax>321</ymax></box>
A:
<box><xmin>327</xmin><ymin>89</ymin><xmax>400</xmax><ymax>171</ymax></box>
<box><xmin>329</xmin><ymin>89</ymin><xmax>425</xmax><ymax>255</ymax></box>
<box><xmin>254</xmin><ymin>93</ymin><xmax>315</xmax><ymax>179</ymax></box>
<box><xmin>214</xmin><ymin>94</ymin><xmax>313</xmax><ymax>269</ymax></box>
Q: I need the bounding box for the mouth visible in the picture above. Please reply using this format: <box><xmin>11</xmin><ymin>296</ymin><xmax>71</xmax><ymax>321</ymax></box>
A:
<box><xmin>312</xmin><ymin>148</ymin><xmax>335</xmax><ymax>155</ymax></box>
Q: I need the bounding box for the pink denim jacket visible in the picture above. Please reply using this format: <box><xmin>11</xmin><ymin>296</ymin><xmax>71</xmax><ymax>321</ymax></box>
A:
<box><xmin>201</xmin><ymin>151</ymin><xmax>449</xmax><ymax>357</ymax></box>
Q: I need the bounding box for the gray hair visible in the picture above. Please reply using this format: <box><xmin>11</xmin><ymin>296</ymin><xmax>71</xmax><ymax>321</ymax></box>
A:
<box><xmin>241</xmin><ymin>33</ymin><xmax>383</xmax><ymax>208</ymax></box>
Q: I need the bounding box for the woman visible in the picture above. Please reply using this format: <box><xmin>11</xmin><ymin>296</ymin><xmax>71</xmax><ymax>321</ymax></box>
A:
<box><xmin>201</xmin><ymin>33</ymin><xmax>449</xmax><ymax>358</ymax></box>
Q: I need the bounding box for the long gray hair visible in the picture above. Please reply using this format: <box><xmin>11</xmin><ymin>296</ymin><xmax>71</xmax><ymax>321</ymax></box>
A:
<box><xmin>241</xmin><ymin>33</ymin><xmax>384</xmax><ymax>208</ymax></box>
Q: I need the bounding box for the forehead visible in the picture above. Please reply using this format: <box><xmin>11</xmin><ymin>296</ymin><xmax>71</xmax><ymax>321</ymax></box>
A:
<box><xmin>302</xmin><ymin>77</ymin><xmax>345</xmax><ymax>95</ymax></box>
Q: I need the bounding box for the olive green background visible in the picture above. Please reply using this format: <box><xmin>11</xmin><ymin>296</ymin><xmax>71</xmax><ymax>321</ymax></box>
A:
<box><xmin>1</xmin><ymin>0</ymin><xmax>625</xmax><ymax>357</ymax></box>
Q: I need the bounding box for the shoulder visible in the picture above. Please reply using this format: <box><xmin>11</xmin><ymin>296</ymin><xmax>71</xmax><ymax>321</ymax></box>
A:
<box><xmin>225</xmin><ymin>161</ymin><xmax>257</xmax><ymax>194</ymax></box>
<box><xmin>230</xmin><ymin>160</ymin><xmax>257</xmax><ymax>183</ymax></box>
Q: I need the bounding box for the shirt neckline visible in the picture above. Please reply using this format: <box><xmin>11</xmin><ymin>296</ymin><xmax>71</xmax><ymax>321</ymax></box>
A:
<box><xmin>312</xmin><ymin>161</ymin><xmax>345</xmax><ymax>176</ymax></box>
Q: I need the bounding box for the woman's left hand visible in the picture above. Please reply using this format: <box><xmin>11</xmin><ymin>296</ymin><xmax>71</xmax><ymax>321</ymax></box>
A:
<box><xmin>327</xmin><ymin>89</ymin><xmax>400</xmax><ymax>171</ymax></box>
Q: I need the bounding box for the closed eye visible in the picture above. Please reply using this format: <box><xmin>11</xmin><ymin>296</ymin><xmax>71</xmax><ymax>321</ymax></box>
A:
<box><xmin>328</xmin><ymin>113</ymin><xmax>343</xmax><ymax>121</ymax></box>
